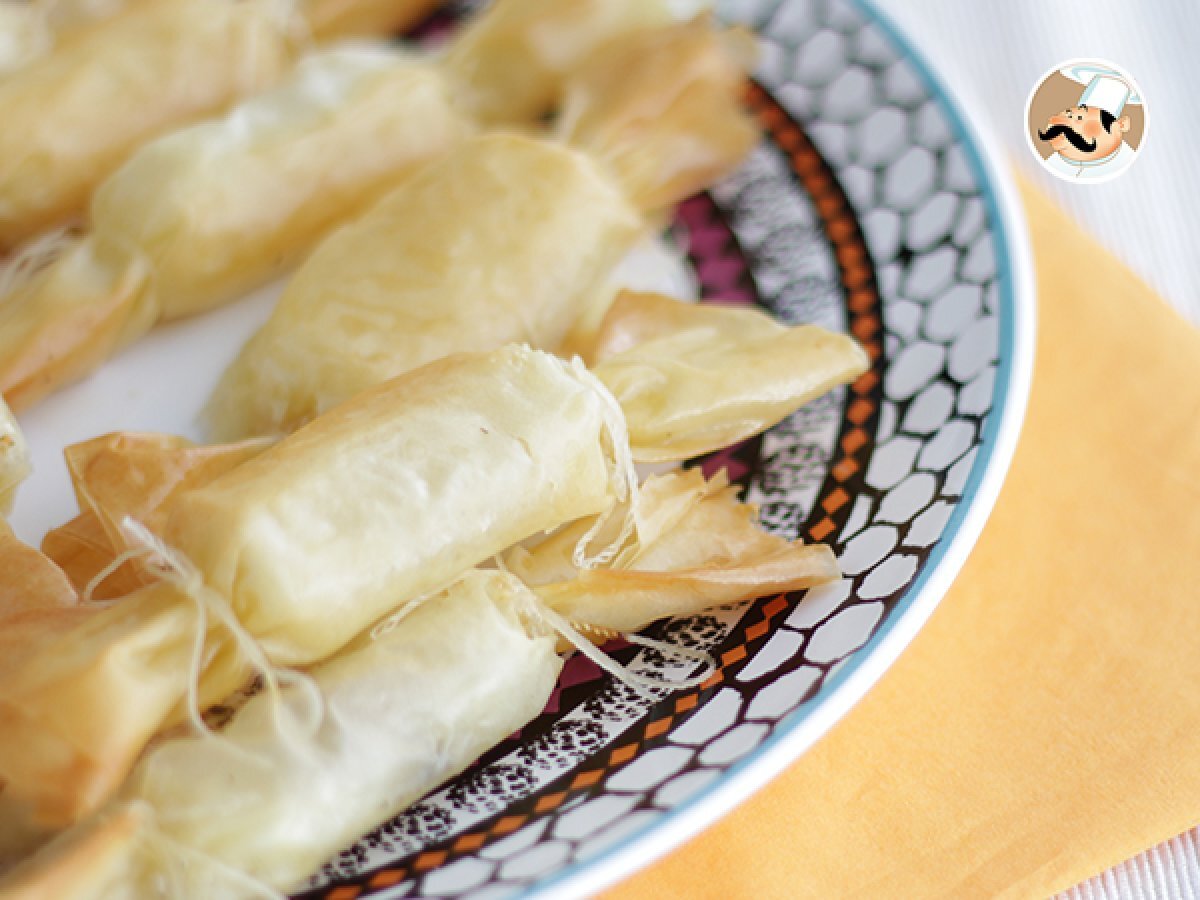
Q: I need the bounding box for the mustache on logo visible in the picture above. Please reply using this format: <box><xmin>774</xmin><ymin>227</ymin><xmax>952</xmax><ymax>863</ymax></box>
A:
<box><xmin>1038</xmin><ymin>124</ymin><xmax>1097</xmax><ymax>153</ymax></box>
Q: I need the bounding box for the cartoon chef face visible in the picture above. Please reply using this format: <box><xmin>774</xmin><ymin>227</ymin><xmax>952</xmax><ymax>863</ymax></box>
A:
<box><xmin>1027</xmin><ymin>61</ymin><xmax>1145</xmax><ymax>182</ymax></box>
<box><xmin>1039</xmin><ymin>103</ymin><xmax>1131</xmax><ymax>163</ymax></box>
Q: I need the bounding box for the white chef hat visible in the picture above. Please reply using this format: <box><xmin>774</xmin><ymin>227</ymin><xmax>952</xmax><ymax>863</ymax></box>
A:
<box><xmin>1060</xmin><ymin>62</ymin><xmax>1142</xmax><ymax>118</ymax></box>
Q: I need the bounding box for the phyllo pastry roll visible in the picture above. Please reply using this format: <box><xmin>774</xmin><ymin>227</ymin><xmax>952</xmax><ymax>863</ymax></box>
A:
<box><xmin>0</xmin><ymin>0</ymin><xmax>703</xmax><ymax>411</ymax></box>
<box><xmin>0</xmin><ymin>345</ymin><xmax>637</xmax><ymax>832</ymax></box>
<box><xmin>166</xmin><ymin>345</ymin><xmax>634</xmax><ymax>666</ymax></box>
<box><xmin>87</xmin><ymin>47</ymin><xmax>469</xmax><ymax>325</ymax></box>
<box><xmin>0</xmin><ymin>460</ymin><xmax>846</xmax><ymax>896</ymax></box>
<box><xmin>0</xmin><ymin>571</ymin><xmax>562</xmax><ymax>898</ymax></box>
<box><xmin>0</xmin><ymin>0</ymin><xmax>297</xmax><ymax>249</ymax></box>
<box><xmin>0</xmin><ymin>336</ymin><xmax>853</xmax><ymax>877</ymax></box>
<box><xmin>1</xmin><ymin>0</ymin><xmax>159</xmax><ymax>74</ymax></box>
<box><xmin>0</xmin><ymin>44</ymin><xmax>468</xmax><ymax>410</ymax></box>
<box><xmin>208</xmin><ymin>17</ymin><xmax>757</xmax><ymax>439</ymax></box>
<box><xmin>207</xmin><ymin>133</ymin><xmax>643</xmax><ymax>439</ymax></box>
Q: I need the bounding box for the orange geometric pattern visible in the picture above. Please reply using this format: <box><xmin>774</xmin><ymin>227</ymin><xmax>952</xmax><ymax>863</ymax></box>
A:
<box><xmin>742</xmin><ymin>81</ymin><xmax>885</xmax><ymax>549</ymax></box>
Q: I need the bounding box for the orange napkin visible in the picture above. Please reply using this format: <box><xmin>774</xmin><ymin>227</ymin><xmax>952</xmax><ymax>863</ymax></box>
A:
<box><xmin>609</xmin><ymin>179</ymin><xmax>1200</xmax><ymax>899</ymax></box>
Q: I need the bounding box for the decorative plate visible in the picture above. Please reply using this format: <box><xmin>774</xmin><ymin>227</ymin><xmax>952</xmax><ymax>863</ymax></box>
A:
<box><xmin>8</xmin><ymin>0</ymin><xmax>1035</xmax><ymax>896</ymax></box>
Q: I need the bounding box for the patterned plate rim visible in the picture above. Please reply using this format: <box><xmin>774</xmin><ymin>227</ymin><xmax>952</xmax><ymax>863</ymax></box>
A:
<box><xmin>521</xmin><ymin>1</ymin><xmax>1037</xmax><ymax>896</ymax></box>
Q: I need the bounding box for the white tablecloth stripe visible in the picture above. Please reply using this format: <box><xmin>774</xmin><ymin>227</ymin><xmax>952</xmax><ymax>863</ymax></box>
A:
<box><xmin>1058</xmin><ymin>830</ymin><xmax>1200</xmax><ymax>900</ymax></box>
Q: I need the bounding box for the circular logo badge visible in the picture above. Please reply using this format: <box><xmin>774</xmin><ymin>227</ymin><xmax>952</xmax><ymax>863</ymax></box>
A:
<box><xmin>1025</xmin><ymin>58</ymin><xmax>1147</xmax><ymax>184</ymax></box>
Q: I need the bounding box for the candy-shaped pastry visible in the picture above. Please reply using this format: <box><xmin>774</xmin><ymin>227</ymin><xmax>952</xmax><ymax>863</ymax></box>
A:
<box><xmin>1</xmin><ymin>571</ymin><xmax>561</xmax><ymax>898</ymax></box>
<box><xmin>0</xmin><ymin>0</ymin><xmax>297</xmax><ymax>249</ymax></box>
<box><xmin>0</xmin><ymin>46</ymin><xmax>466</xmax><ymax>411</ymax></box>
<box><xmin>0</xmin><ymin>345</ymin><xmax>636</xmax><ymax>832</ymax></box>
<box><xmin>0</xmin><ymin>477</ymin><xmax>837</xmax><ymax>897</ymax></box>
<box><xmin>87</xmin><ymin>47</ymin><xmax>469</xmax><ymax>324</ymax></box>
<box><xmin>0</xmin><ymin>235</ymin><xmax>154</xmax><ymax>412</ymax></box>
<box><xmin>165</xmin><ymin>346</ymin><xmax>634</xmax><ymax>666</ymax></box>
<box><xmin>207</xmin><ymin>18</ymin><xmax>757</xmax><ymax>439</ymax></box>
<box><xmin>0</xmin><ymin>0</ymin><xmax>702</xmax><ymax>411</ymax></box>
<box><xmin>0</xmin><ymin>578</ymin><xmax>243</xmax><ymax>857</ymax></box>
<box><xmin>0</xmin><ymin>319</ymin><xmax>864</xmax><ymax>854</ymax></box>
<box><xmin>207</xmin><ymin>132</ymin><xmax>643</xmax><ymax>438</ymax></box>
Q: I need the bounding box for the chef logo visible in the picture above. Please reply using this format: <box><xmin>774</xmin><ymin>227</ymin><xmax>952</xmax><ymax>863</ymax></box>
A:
<box><xmin>1025</xmin><ymin>59</ymin><xmax>1146</xmax><ymax>183</ymax></box>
